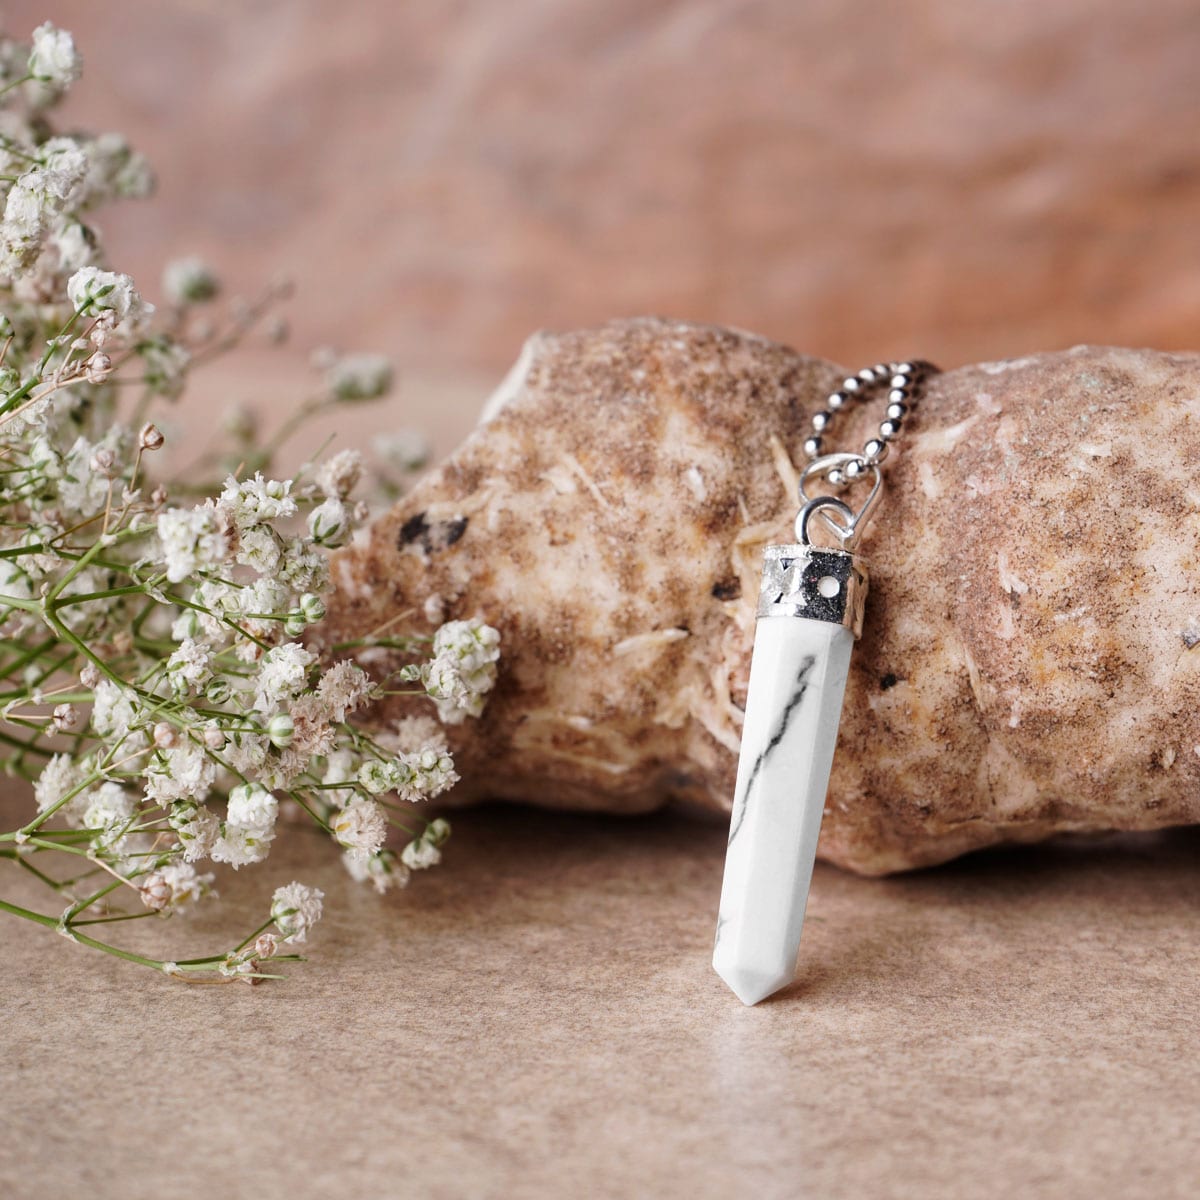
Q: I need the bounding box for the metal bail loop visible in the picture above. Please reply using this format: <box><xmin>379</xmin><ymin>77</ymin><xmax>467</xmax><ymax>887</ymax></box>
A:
<box><xmin>797</xmin><ymin>452</ymin><xmax>883</xmax><ymax>552</ymax></box>
<box><xmin>795</xmin><ymin>495</ymin><xmax>854</xmax><ymax>548</ymax></box>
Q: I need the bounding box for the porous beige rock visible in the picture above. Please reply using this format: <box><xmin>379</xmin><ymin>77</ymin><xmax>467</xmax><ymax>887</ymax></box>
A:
<box><xmin>321</xmin><ymin>318</ymin><xmax>1200</xmax><ymax>874</ymax></box>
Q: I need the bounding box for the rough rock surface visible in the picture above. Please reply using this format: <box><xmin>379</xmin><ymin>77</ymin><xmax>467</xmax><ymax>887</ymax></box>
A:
<box><xmin>321</xmin><ymin>318</ymin><xmax>1200</xmax><ymax>874</ymax></box>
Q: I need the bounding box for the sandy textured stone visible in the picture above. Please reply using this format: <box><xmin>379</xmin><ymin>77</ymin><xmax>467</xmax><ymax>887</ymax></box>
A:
<box><xmin>321</xmin><ymin>319</ymin><xmax>1200</xmax><ymax>874</ymax></box>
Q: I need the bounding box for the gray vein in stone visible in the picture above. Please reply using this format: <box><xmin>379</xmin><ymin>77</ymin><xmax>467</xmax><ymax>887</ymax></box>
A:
<box><xmin>727</xmin><ymin>652</ymin><xmax>818</xmax><ymax>847</ymax></box>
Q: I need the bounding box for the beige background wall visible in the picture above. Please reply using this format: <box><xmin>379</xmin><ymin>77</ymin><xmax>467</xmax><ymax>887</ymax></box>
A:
<box><xmin>11</xmin><ymin>0</ymin><xmax>1200</xmax><ymax>419</ymax></box>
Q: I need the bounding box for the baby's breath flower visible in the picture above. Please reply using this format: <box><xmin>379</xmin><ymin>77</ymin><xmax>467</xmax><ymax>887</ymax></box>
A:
<box><xmin>153</xmin><ymin>721</ymin><xmax>178</xmax><ymax>749</ymax></box>
<box><xmin>219</xmin><ymin>472</ymin><xmax>296</xmax><ymax>526</ymax></box>
<box><xmin>392</xmin><ymin>747</ymin><xmax>459</xmax><ymax>803</ymax></box>
<box><xmin>162</xmin><ymin>256</ymin><xmax>218</xmax><ymax>305</ymax></box>
<box><xmin>420</xmin><ymin>617</ymin><xmax>502</xmax><ymax>724</ymax></box>
<box><xmin>253</xmin><ymin>642</ymin><xmax>315</xmax><ymax>715</ymax></box>
<box><xmin>67</xmin><ymin>266</ymin><xmax>153</xmax><ymax>327</ymax></box>
<box><xmin>236</xmin><ymin>525</ymin><xmax>282</xmax><ymax>575</ymax></box>
<box><xmin>139</xmin><ymin>422</ymin><xmax>164</xmax><ymax>451</ymax></box>
<box><xmin>329</xmin><ymin>798</ymin><xmax>387</xmax><ymax>859</ymax></box>
<box><xmin>166</xmin><ymin>637</ymin><xmax>211</xmax><ymax>693</ymax></box>
<box><xmin>210</xmin><ymin>822</ymin><xmax>274</xmax><ymax>869</ymax></box>
<box><xmin>315</xmin><ymin>448</ymin><xmax>364</xmax><ymax>499</ymax></box>
<box><xmin>168</xmin><ymin>800</ymin><xmax>220</xmax><ymax>863</ymax></box>
<box><xmin>90</xmin><ymin>679</ymin><xmax>138</xmax><ymax>739</ymax></box>
<box><xmin>267</xmin><ymin>713</ymin><xmax>295</xmax><ymax>748</ymax></box>
<box><xmin>326</xmin><ymin>352</ymin><xmax>392</xmax><ymax>401</ymax></box>
<box><xmin>401</xmin><ymin>836</ymin><xmax>442</xmax><ymax>871</ymax></box>
<box><xmin>84</xmin><ymin>351</ymin><xmax>112</xmax><ymax>383</ymax></box>
<box><xmin>29</xmin><ymin>23</ymin><xmax>82</xmax><ymax>88</ymax></box>
<box><xmin>225</xmin><ymin>782</ymin><xmax>277</xmax><ymax>831</ymax></box>
<box><xmin>52</xmin><ymin>220</ymin><xmax>95</xmax><ymax>272</ymax></box>
<box><xmin>270</xmin><ymin>882</ymin><xmax>324</xmax><ymax>944</ymax></box>
<box><xmin>299</xmin><ymin>592</ymin><xmax>326</xmax><ymax>624</ymax></box>
<box><xmin>52</xmin><ymin>702</ymin><xmax>78</xmax><ymax>731</ymax></box>
<box><xmin>0</xmin><ymin>25</ymin><xmax>493</xmax><ymax>981</ymax></box>
<box><xmin>33</xmin><ymin>753</ymin><xmax>87</xmax><ymax>824</ymax></box>
<box><xmin>307</xmin><ymin>497</ymin><xmax>350</xmax><ymax>547</ymax></box>
<box><xmin>139</xmin><ymin>337</ymin><xmax>190</xmax><ymax>400</ymax></box>
<box><xmin>144</xmin><ymin>743</ymin><xmax>215</xmax><ymax>805</ymax></box>
<box><xmin>81</xmin><ymin>782</ymin><xmax>135</xmax><ymax>846</ymax></box>
<box><xmin>374</xmin><ymin>429</ymin><xmax>431</xmax><ymax>473</ymax></box>
<box><xmin>343</xmin><ymin>847</ymin><xmax>408</xmax><ymax>894</ymax></box>
<box><xmin>356</xmin><ymin>759</ymin><xmax>394</xmax><ymax>796</ymax></box>
<box><xmin>165</xmin><ymin>862</ymin><xmax>214</xmax><ymax>903</ymax></box>
<box><xmin>156</xmin><ymin>501</ymin><xmax>236</xmax><ymax>583</ymax></box>
<box><xmin>316</xmin><ymin>659</ymin><xmax>375</xmax><ymax>722</ymax></box>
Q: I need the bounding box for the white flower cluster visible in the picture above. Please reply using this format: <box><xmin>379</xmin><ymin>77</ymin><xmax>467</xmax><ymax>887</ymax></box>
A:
<box><xmin>326</xmin><ymin>352</ymin><xmax>393</xmax><ymax>401</ymax></box>
<box><xmin>29</xmin><ymin>23</ymin><xmax>82</xmax><ymax>88</ymax></box>
<box><xmin>0</xmin><ymin>22</ymin><xmax>501</xmax><ymax>981</ymax></box>
<box><xmin>419</xmin><ymin>618</ymin><xmax>502</xmax><ymax>723</ymax></box>
<box><xmin>270</xmin><ymin>882</ymin><xmax>324</xmax><ymax>943</ymax></box>
<box><xmin>68</xmin><ymin>266</ymin><xmax>154</xmax><ymax>328</ymax></box>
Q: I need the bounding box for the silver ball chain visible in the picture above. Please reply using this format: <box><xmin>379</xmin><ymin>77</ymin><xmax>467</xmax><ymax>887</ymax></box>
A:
<box><xmin>802</xmin><ymin>359</ymin><xmax>939</xmax><ymax>483</ymax></box>
<box><xmin>794</xmin><ymin>358</ymin><xmax>940</xmax><ymax>549</ymax></box>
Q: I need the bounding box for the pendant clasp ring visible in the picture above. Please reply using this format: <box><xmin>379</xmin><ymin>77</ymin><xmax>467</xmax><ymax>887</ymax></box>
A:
<box><xmin>796</xmin><ymin>453</ymin><xmax>883</xmax><ymax>551</ymax></box>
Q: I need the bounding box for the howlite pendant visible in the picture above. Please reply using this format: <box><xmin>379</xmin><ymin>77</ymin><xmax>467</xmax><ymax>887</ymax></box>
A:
<box><xmin>713</xmin><ymin>542</ymin><xmax>867</xmax><ymax>1006</ymax></box>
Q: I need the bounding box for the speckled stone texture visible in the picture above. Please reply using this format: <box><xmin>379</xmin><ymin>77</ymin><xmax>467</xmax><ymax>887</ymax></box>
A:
<box><xmin>320</xmin><ymin>319</ymin><xmax>1200</xmax><ymax>874</ymax></box>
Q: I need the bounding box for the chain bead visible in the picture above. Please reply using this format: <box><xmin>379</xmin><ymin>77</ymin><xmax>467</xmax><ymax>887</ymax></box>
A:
<box><xmin>804</xmin><ymin>359</ymin><xmax>939</xmax><ymax>473</ymax></box>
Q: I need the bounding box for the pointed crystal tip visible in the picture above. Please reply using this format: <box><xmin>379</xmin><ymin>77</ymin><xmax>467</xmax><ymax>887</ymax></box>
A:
<box><xmin>712</xmin><ymin>957</ymin><xmax>795</xmax><ymax>1007</ymax></box>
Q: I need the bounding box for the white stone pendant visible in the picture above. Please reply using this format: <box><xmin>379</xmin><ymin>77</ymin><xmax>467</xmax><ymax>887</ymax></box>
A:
<box><xmin>713</xmin><ymin>542</ymin><xmax>867</xmax><ymax>1005</ymax></box>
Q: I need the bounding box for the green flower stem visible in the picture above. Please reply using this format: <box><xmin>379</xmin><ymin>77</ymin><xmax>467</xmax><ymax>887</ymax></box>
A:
<box><xmin>232</xmin><ymin>917</ymin><xmax>274</xmax><ymax>953</ymax></box>
<box><xmin>11</xmin><ymin>852</ymin><xmax>64</xmax><ymax>890</ymax></box>
<box><xmin>0</xmin><ymin>593</ymin><xmax>39</xmax><ymax>612</ymax></box>
<box><xmin>71</xmin><ymin>909</ymin><xmax>158</xmax><ymax>927</ymax></box>
<box><xmin>329</xmin><ymin>635</ymin><xmax>432</xmax><ymax>652</ymax></box>
<box><xmin>0</xmin><ymin>727</ymin><xmax>52</xmax><ymax>759</ymax></box>
<box><xmin>0</xmin><ymin>73</ymin><xmax>35</xmax><ymax>100</ymax></box>
<box><xmin>62</xmin><ymin>876</ymin><xmax>124</xmax><ymax>924</ymax></box>
<box><xmin>0</xmin><ymin>897</ymin><xmax>295</xmax><ymax>979</ymax></box>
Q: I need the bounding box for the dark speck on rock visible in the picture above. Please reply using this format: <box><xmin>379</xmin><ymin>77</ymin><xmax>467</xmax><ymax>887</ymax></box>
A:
<box><xmin>398</xmin><ymin>511</ymin><xmax>469</xmax><ymax>554</ymax></box>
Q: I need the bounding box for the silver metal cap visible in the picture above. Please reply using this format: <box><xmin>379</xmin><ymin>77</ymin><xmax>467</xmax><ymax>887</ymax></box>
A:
<box><xmin>755</xmin><ymin>543</ymin><xmax>868</xmax><ymax>636</ymax></box>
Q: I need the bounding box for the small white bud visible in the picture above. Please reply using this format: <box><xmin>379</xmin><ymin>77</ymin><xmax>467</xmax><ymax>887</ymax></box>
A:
<box><xmin>267</xmin><ymin>713</ymin><xmax>295</xmax><ymax>749</ymax></box>
<box><xmin>84</xmin><ymin>351</ymin><xmax>112</xmax><ymax>384</ymax></box>
<box><xmin>52</xmin><ymin>703</ymin><xmax>78</xmax><ymax>731</ymax></box>
<box><xmin>89</xmin><ymin>446</ymin><xmax>116</xmax><ymax>477</ymax></box>
<box><xmin>139</xmin><ymin>422</ymin><xmax>164</xmax><ymax>451</ymax></box>
<box><xmin>138</xmin><ymin>873</ymin><xmax>171</xmax><ymax>911</ymax></box>
<box><xmin>254</xmin><ymin>931</ymin><xmax>279</xmax><ymax>959</ymax></box>
<box><xmin>203</xmin><ymin>724</ymin><xmax>226</xmax><ymax>751</ymax></box>
<box><xmin>79</xmin><ymin>662</ymin><xmax>101</xmax><ymax>689</ymax></box>
<box><xmin>153</xmin><ymin>721</ymin><xmax>178</xmax><ymax>749</ymax></box>
<box><xmin>299</xmin><ymin>593</ymin><xmax>326</xmax><ymax>623</ymax></box>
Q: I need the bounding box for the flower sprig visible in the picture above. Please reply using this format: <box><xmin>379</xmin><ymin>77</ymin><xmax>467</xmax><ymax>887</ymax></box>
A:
<box><xmin>0</xmin><ymin>22</ymin><xmax>500</xmax><ymax>982</ymax></box>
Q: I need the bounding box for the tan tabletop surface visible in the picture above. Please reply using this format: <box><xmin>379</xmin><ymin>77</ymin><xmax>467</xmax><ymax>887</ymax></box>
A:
<box><xmin>2</xmin><ymin>796</ymin><xmax>1197</xmax><ymax>1200</ymax></box>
